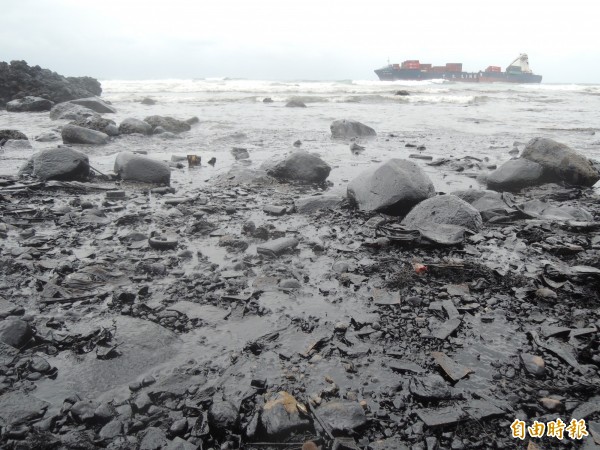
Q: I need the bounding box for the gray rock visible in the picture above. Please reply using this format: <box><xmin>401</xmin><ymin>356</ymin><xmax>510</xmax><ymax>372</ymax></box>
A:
<box><xmin>6</xmin><ymin>96</ymin><xmax>54</xmax><ymax>112</ymax></box>
<box><xmin>60</xmin><ymin>430</ymin><xmax>96</xmax><ymax>449</ymax></box>
<box><xmin>139</xmin><ymin>427</ymin><xmax>168</xmax><ymax>450</ymax></box>
<box><xmin>347</xmin><ymin>159</ymin><xmax>435</xmax><ymax>215</ymax></box>
<box><xmin>0</xmin><ymin>319</ymin><xmax>33</xmax><ymax>348</ymax></box>
<box><xmin>134</xmin><ymin>392</ymin><xmax>153</xmax><ymax>413</ymax></box>
<box><xmin>186</xmin><ymin>116</ymin><xmax>199</xmax><ymax>125</ymax></box>
<box><xmin>267</xmin><ymin>150</ymin><xmax>331</xmax><ymax>183</ymax></box>
<box><xmin>50</xmin><ymin>102</ymin><xmax>98</xmax><ymax>120</ymax></box>
<box><xmin>99</xmin><ymin>420</ymin><xmax>123</xmax><ymax>439</ymax></box>
<box><xmin>0</xmin><ymin>129</ymin><xmax>28</xmax><ymax>140</ymax></box>
<box><xmin>21</xmin><ymin>147</ymin><xmax>90</xmax><ymax>181</ymax></box>
<box><xmin>401</xmin><ymin>195</ymin><xmax>483</xmax><ymax>233</ymax></box>
<box><xmin>69</xmin><ymin>116</ymin><xmax>117</xmax><ymax>135</ymax></box>
<box><xmin>0</xmin><ymin>299</ymin><xmax>24</xmax><ymax>319</ymax></box>
<box><xmin>257</xmin><ymin>237</ymin><xmax>299</xmax><ymax>257</ymax></box>
<box><xmin>119</xmin><ymin>118</ymin><xmax>153</xmax><ymax>135</ymax></box>
<box><xmin>520</xmin><ymin>353</ymin><xmax>546</xmax><ymax>377</ymax></box>
<box><xmin>141</xmin><ymin>97</ymin><xmax>156</xmax><ymax>105</ymax></box>
<box><xmin>261</xmin><ymin>391</ymin><xmax>310</xmax><ymax>437</ymax></box>
<box><xmin>70</xmin><ymin>96</ymin><xmax>116</xmax><ymax>113</ymax></box>
<box><xmin>2</xmin><ymin>139</ymin><xmax>32</xmax><ymax>150</ymax></box>
<box><xmin>159</xmin><ymin>131</ymin><xmax>179</xmax><ymax>140</ymax></box>
<box><xmin>208</xmin><ymin>398</ymin><xmax>238</xmax><ymax>434</ymax></box>
<box><xmin>114</xmin><ymin>152</ymin><xmax>171</xmax><ymax>184</ymax></box>
<box><xmin>70</xmin><ymin>400</ymin><xmax>99</xmax><ymax>423</ymax></box>
<box><xmin>62</xmin><ymin>124</ymin><xmax>109</xmax><ymax>145</ymax></box>
<box><xmin>286</xmin><ymin>99</ymin><xmax>307</xmax><ymax>107</ymax></box>
<box><xmin>0</xmin><ymin>391</ymin><xmax>49</xmax><ymax>427</ymax></box>
<box><xmin>453</xmin><ymin>189</ymin><xmax>506</xmax><ymax>212</ymax></box>
<box><xmin>330</xmin><ymin>119</ymin><xmax>376</xmax><ymax>139</ymax></box>
<box><xmin>34</xmin><ymin>131</ymin><xmax>60</xmax><ymax>142</ymax></box>
<box><xmin>144</xmin><ymin>116</ymin><xmax>191</xmax><ymax>133</ymax></box>
<box><xmin>231</xmin><ymin>147</ymin><xmax>250</xmax><ymax>160</ymax></box>
<box><xmin>486</xmin><ymin>158</ymin><xmax>544</xmax><ymax>191</ymax></box>
<box><xmin>295</xmin><ymin>195</ymin><xmax>343</xmax><ymax>213</ymax></box>
<box><xmin>166</xmin><ymin>437</ymin><xmax>197</xmax><ymax>450</ymax></box>
<box><xmin>317</xmin><ymin>400</ymin><xmax>367</xmax><ymax>432</ymax></box>
<box><xmin>521</xmin><ymin>137</ymin><xmax>600</xmax><ymax>186</ymax></box>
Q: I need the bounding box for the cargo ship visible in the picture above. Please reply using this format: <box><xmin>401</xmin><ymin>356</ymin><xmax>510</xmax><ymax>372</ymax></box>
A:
<box><xmin>374</xmin><ymin>54</ymin><xmax>542</xmax><ymax>83</ymax></box>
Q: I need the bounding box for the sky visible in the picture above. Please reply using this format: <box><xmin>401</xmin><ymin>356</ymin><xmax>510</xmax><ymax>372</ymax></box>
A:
<box><xmin>1</xmin><ymin>0</ymin><xmax>599</xmax><ymax>83</ymax></box>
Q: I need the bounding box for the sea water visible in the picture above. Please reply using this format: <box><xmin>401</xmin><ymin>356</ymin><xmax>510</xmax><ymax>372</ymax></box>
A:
<box><xmin>2</xmin><ymin>79</ymin><xmax>600</xmax><ymax>193</ymax></box>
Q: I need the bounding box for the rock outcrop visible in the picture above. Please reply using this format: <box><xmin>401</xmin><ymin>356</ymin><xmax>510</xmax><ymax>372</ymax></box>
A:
<box><xmin>330</xmin><ymin>119</ymin><xmax>376</xmax><ymax>139</ymax></box>
<box><xmin>266</xmin><ymin>151</ymin><xmax>331</xmax><ymax>184</ymax></box>
<box><xmin>114</xmin><ymin>152</ymin><xmax>171</xmax><ymax>184</ymax></box>
<box><xmin>6</xmin><ymin>96</ymin><xmax>54</xmax><ymax>112</ymax></box>
<box><xmin>0</xmin><ymin>60</ymin><xmax>101</xmax><ymax>107</ymax></box>
<box><xmin>347</xmin><ymin>159</ymin><xmax>435</xmax><ymax>215</ymax></box>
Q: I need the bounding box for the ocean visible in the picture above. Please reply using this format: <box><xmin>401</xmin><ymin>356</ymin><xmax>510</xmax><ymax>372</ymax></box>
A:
<box><xmin>2</xmin><ymin>78</ymin><xmax>600</xmax><ymax>193</ymax></box>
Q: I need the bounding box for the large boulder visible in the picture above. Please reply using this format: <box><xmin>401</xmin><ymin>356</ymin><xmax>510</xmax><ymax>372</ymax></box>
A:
<box><xmin>347</xmin><ymin>159</ymin><xmax>435</xmax><ymax>215</ymax></box>
<box><xmin>69</xmin><ymin>116</ymin><xmax>118</xmax><ymax>136</ymax></box>
<box><xmin>266</xmin><ymin>151</ymin><xmax>331</xmax><ymax>184</ymax></box>
<box><xmin>0</xmin><ymin>60</ymin><xmax>101</xmax><ymax>107</ymax></box>
<box><xmin>330</xmin><ymin>119</ymin><xmax>376</xmax><ymax>139</ymax></box>
<box><xmin>114</xmin><ymin>152</ymin><xmax>171</xmax><ymax>184</ymax></box>
<box><xmin>144</xmin><ymin>116</ymin><xmax>191</xmax><ymax>133</ymax></box>
<box><xmin>62</xmin><ymin>124</ymin><xmax>109</xmax><ymax>145</ymax></box>
<box><xmin>0</xmin><ymin>319</ymin><xmax>33</xmax><ymax>348</ymax></box>
<box><xmin>6</xmin><ymin>96</ymin><xmax>54</xmax><ymax>112</ymax></box>
<box><xmin>521</xmin><ymin>137</ymin><xmax>600</xmax><ymax>186</ymax></box>
<box><xmin>401</xmin><ymin>195</ymin><xmax>483</xmax><ymax>233</ymax></box>
<box><xmin>69</xmin><ymin>97</ymin><xmax>116</xmax><ymax>113</ymax></box>
<box><xmin>486</xmin><ymin>158</ymin><xmax>544</xmax><ymax>192</ymax></box>
<box><xmin>118</xmin><ymin>118</ymin><xmax>153</xmax><ymax>135</ymax></box>
<box><xmin>50</xmin><ymin>102</ymin><xmax>98</xmax><ymax>120</ymax></box>
<box><xmin>20</xmin><ymin>147</ymin><xmax>90</xmax><ymax>181</ymax></box>
<box><xmin>0</xmin><ymin>130</ymin><xmax>28</xmax><ymax>140</ymax></box>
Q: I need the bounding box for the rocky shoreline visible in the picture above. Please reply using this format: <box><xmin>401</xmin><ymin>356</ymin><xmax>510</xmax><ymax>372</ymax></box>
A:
<box><xmin>1</xmin><ymin>72</ymin><xmax>600</xmax><ymax>450</ymax></box>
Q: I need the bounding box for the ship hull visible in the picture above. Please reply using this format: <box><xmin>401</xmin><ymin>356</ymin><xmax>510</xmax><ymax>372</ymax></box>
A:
<box><xmin>374</xmin><ymin>67</ymin><xmax>542</xmax><ymax>84</ymax></box>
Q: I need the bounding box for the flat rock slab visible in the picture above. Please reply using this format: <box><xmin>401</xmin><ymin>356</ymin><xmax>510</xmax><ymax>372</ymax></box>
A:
<box><xmin>0</xmin><ymin>298</ymin><xmax>24</xmax><ymax>319</ymax></box>
<box><xmin>257</xmin><ymin>237</ymin><xmax>299</xmax><ymax>257</ymax></box>
<box><xmin>294</xmin><ymin>195</ymin><xmax>343</xmax><ymax>213</ymax></box>
<box><xmin>0</xmin><ymin>391</ymin><xmax>49</xmax><ymax>426</ymax></box>
<box><xmin>428</xmin><ymin>318</ymin><xmax>462</xmax><ymax>340</ymax></box>
<box><xmin>432</xmin><ymin>351</ymin><xmax>473</xmax><ymax>381</ymax></box>
<box><xmin>70</xmin><ymin>97</ymin><xmax>116</xmax><ymax>113</ymax></box>
<box><xmin>167</xmin><ymin>301</ymin><xmax>227</xmax><ymax>323</ymax></box>
<box><xmin>416</xmin><ymin>400</ymin><xmax>505</xmax><ymax>428</ymax></box>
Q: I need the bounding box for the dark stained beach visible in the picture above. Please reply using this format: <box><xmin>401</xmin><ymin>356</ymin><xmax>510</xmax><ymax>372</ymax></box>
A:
<box><xmin>1</xmin><ymin>62</ymin><xmax>600</xmax><ymax>449</ymax></box>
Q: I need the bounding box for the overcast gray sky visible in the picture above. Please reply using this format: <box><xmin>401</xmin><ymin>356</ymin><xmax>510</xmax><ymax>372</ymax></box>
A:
<box><xmin>1</xmin><ymin>0</ymin><xmax>598</xmax><ymax>83</ymax></box>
